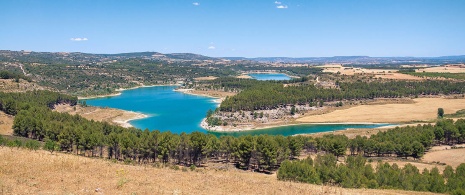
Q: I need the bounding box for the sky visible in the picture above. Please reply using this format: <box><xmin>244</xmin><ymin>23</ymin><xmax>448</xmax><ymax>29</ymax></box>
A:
<box><xmin>1</xmin><ymin>0</ymin><xmax>464</xmax><ymax>57</ymax></box>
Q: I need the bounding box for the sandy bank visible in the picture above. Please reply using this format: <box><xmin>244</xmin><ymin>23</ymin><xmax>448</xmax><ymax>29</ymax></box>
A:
<box><xmin>54</xmin><ymin>104</ymin><xmax>147</xmax><ymax>128</ymax></box>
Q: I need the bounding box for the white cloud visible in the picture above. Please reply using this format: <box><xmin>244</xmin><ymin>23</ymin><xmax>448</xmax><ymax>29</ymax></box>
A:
<box><xmin>276</xmin><ymin>5</ymin><xmax>288</xmax><ymax>9</ymax></box>
<box><xmin>70</xmin><ymin>38</ymin><xmax>88</xmax><ymax>41</ymax></box>
<box><xmin>193</xmin><ymin>2</ymin><xmax>199</xmax><ymax>6</ymax></box>
<box><xmin>208</xmin><ymin>46</ymin><xmax>216</xmax><ymax>50</ymax></box>
<box><xmin>274</xmin><ymin>1</ymin><xmax>282</xmax><ymax>4</ymax></box>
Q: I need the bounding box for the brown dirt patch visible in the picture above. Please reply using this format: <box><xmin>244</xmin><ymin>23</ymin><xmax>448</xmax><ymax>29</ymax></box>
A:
<box><xmin>297</xmin><ymin>98</ymin><xmax>465</xmax><ymax>123</ymax></box>
<box><xmin>0</xmin><ymin>111</ymin><xmax>14</xmax><ymax>135</ymax></box>
<box><xmin>0</xmin><ymin>147</ymin><xmax>436</xmax><ymax>195</ymax></box>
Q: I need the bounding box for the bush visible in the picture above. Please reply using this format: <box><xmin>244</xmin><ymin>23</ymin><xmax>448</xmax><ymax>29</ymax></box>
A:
<box><xmin>190</xmin><ymin>165</ymin><xmax>196</xmax><ymax>171</ymax></box>
<box><xmin>25</xmin><ymin>140</ymin><xmax>41</xmax><ymax>150</ymax></box>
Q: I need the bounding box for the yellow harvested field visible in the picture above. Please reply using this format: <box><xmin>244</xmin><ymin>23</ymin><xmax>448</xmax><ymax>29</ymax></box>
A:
<box><xmin>416</xmin><ymin>66</ymin><xmax>465</xmax><ymax>73</ymax></box>
<box><xmin>375</xmin><ymin>73</ymin><xmax>424</xmax><ymax>80</ymax></box>
<box><xmin>423</xmin><ymin>148</ymin><xmax>465</xmax><ymax>168</ymax></box>
<box><xmin>0</xmin><ymin>147</ymin><xmax>436</xmax><ymax>195</ymax></box>
<box><xmin>194</xmin><ymin>76</ymin><xmax>218</xmax><ymax>81</ymax></box>
<box><xmin>297</xmin><ymin>98</ymin><xmax>465</xmax><ymax>123</ymax></box>
<box><xmin>319</xmin><ymin>64</ymin><xmax>397</xmax><ymax>76</ymax></box>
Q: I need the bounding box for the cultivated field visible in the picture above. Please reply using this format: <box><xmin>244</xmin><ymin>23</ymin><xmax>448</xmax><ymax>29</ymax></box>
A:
<box><xmin>374</xmin><ymin>73</ymin><xmax>424</xmax><ymax>80</ymax></box>
<box><xmin>416</xmin><ymin>66</ymin><xmax>465</xmax><ymax>73</ymax></box>
<box><xmin>0</xmin><ymin>147</ymin><xmax>439</xmax><ymax>195</ymax></box>
<box><xmin>297</xmin><ymin>98</ymin><xmax>465</xmax><ymax>124</ymax></box>
<box><xmin>318</xmin><ymin>64</ymin><xmax>396</xmax><ymax>76</ymax></box>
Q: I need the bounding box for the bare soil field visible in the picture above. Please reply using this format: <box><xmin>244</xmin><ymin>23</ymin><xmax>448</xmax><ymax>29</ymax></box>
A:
<box><xmin>297</xmin><ymin>98</ymin><xmax>465</xmax><ymax>124</ymax></box>
<box><xmin>416</xmin><ymin>66</ymin><xmax>465</xmax><ymax>73</ymax></box>
<box><xmin>0</xmin><ymin>112</ymin><xmax>13</xmax><ymax>135</ymax></box>
<box><xmin>0</xmin><ymin>147</ymin><xmax>438</xmax><ymax>195</ymax></box>
<box><xmin>54</xmin><ymin>104</ymin><xmax>146</xmax><ymax>128</ymax></box>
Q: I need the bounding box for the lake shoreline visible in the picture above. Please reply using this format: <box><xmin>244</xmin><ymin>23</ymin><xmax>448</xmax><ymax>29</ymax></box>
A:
<box><xmin>203</xmin><ymin>120</ymin><xmax>394</xmax><ymax>133</ymax></box>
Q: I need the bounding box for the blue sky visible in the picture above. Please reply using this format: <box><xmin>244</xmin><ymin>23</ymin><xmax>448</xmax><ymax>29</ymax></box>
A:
<box><xmin>1</xmin><ymin>0</ymin><xmax>464</xmax><ymax>57</ymax></box>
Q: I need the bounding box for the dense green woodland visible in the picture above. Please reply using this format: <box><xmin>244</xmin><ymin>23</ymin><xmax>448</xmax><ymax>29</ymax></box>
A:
<box><xmin>278</xmin><ymin>155</ymin><xmax>465</xmax><ymax>194</ymax></box>
<box><xmin>219</xmin><ymin>80</ymin><xmax>465</xmax><ymax>111</ymax></box>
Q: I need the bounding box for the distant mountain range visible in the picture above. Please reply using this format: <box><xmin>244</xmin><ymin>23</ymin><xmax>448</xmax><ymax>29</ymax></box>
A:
<box><xmin>1</xmin><ymin>50</ymin><xmax>465</xmax><ymax>65</ymax></box>
<box><xmin>222</xmin><ymin>55</ymin><xmax>465</xmax><ymax>64</ymax></box>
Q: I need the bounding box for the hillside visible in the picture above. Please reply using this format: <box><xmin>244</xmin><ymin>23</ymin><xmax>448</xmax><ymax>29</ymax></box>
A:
<box><xmin>0</xmin><ymin>147</ymin><xmax>438</xmax><ymax>195</ymax></box>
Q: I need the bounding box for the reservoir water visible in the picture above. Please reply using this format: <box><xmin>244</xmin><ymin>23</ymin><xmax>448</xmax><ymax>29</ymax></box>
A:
<box><xmin>85</xmin><ymin>85</ymin><xmax>390</xmax><ymax>136</ymax></box>
<box><xmin>248</xmin><ymin>73</ymin><xmax>291</xmax><ymax>81</ymax></box>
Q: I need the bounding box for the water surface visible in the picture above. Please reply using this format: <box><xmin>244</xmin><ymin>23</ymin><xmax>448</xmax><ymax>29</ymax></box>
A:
<box><xmin>210</xmin><ymin>123</ymin><xmax>390</xmax><ymax>137</ymax></box>
<box><xmin>85</xmin><ymin>86</ymin><xmax>391</xmax><ymax>136</ymax></box>
<box><xmin>85</xmin><ymin>86</ymin><xmax>218</xmax><ymax>134</ymax></box>
<box><xmin>248</xmin><ymin>73</ymin><xmax>291</xmax><ymax>80</ymax></box>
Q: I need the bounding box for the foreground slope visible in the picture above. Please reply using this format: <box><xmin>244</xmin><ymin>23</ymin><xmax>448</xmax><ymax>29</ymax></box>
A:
<box><xmin>0</xmin><ymin>148</ymin><xmax>439</xmax><ymax>195</ymax></box>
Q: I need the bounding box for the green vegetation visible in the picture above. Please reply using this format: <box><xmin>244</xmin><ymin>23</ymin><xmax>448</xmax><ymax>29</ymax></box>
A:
<box><xmin>438</xmin><ymin>108</ymin><xmax>445</xmax><ymax>118</ymax></box>
<box><xmin>278</xmin><ymin>155</ymin><xmax>465</xmax><ymax>193</ymax></box>
<box><xmin>445</xmin><ymin>109</ymin><xmax>465</xmax><ymax>118</ymax></box>
<box><xmin>0</xmin><ymin>70</ymin><xmax>32</xmax><ymax>82</ymax></box>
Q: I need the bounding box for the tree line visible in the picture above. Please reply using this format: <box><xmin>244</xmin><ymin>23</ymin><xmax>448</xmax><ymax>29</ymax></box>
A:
<box><xmin>219</xmin><ymin>80</ymin><xmax>465</xmax><ymax>111</ymax></box>
<box><xmin>278</xmin><ymin>154</ymin><xmax>465</xmax><ymax>194</ymax></box>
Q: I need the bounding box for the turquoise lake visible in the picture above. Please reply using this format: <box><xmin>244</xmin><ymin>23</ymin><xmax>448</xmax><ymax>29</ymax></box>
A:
<box><xmin>85</xmin><ymin>85</ymin><xmax>390</xmax><ymax>136</ymax></box>
<box><xmin>248</xmin><ymin>73</ymin><xmax>291</xmax><ymax>80</ymax></box>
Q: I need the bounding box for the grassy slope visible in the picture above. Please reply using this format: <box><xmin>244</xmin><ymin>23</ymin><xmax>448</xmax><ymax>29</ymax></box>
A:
<box><xmin>0</xmin><ymin>147</ymin><xmax>441</xmax><ymax>195</ymax></box>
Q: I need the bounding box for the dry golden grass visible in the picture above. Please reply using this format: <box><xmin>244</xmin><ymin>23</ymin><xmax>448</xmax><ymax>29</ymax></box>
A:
<box><xmin>319</xmin><ymin>64</ymin><xmax>397</xmax><ymax>76</ymax></box>
<box><xmin>416</xmin><ymin>66</ymin><xmax>465</xmax><ymax>73</ymax></box>
<box><xmin>375</xmin><ymin>73</ymin><xmax>424</xmax><ymax>80</ymax></box>
<box><xmin>194</xmin><ymin>76</ymin><xmax>218</xmax><ymax>81</ymax></box>
<box><xmin>0</xmin><ymin>147</ymin><xmax>438</xmax><ymax>195</ymax></box>
<box><xmin>423</xmin><ymin>147</ymin><xmax>465</xmax><ymax>168</ymax></box>
<box><xmin>0</xmin><ymin>112</ymin><xmax>13</xmax><ymax>135</ymax></box>
<box><xmin>297</xmin><ymin>98</ymin><xmax>465</xmax><ymax>124</ymax></box>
